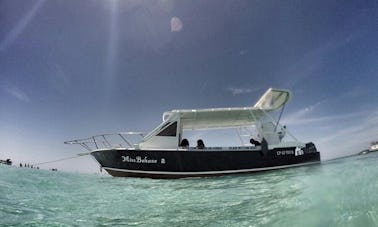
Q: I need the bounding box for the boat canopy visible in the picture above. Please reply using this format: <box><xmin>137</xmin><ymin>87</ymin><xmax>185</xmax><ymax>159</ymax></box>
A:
<box><xmin>164</xmin><ymin>88</ymin><xmax>291</xmax><ymax>130</ymax></box>
<box><xmin>253</xmin><ymin>88</ymin><xmax>291</xmax><ymax>110</ymax></box>
<box><xmin>64</xmin><ymin>88</ymin><xmax>294</xmax><ymax>150</ymax></box>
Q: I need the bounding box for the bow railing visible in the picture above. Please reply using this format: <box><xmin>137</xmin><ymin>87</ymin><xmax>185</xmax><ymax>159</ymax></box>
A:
<box><xmin>64</xmin><ymin>132</ymin><xmax>145</xmax><ymax>151</ymax></box>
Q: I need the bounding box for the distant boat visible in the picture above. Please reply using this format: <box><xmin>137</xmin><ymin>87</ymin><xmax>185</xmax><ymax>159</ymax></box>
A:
<box><xmin>370</xmin><ymin>141</ymin><xmax>378</xmax><ymax>152</ymax></box>
<box><xmin>0</xmin><ymin>158</ymin><xmax>12</xmax><ymax>165</ymax></box>
<box><xmin>358</xmin><ymin>141</ymin><xmax>378</xmax><ymax>155</ymax></box>
<box><xmin>65</xmin><ymin>88</ymin><xmax>320</xmax><ymax>179</ymax></box>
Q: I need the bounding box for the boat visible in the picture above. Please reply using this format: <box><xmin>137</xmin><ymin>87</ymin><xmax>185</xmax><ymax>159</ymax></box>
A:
<box><xmin>358</xmin><ymin>141</ymin><xmax>378</xmax><ymax>155</ymax></box>
<box><xmin>0</xmin><ymin>158</ymin><xmax>12</xmax><ymax>165</ymax></box>
<box><xmin>369</xmin><ymin>141</ymin><xmax>378</xmax><ymax>152</ymax></box>
<box><xmin>65</xmin><ymin>88</ymin><xmax>320</xmax><ymax>178</ymax></box>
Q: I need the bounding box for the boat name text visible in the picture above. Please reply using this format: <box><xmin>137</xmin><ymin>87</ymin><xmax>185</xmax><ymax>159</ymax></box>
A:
<box><xmin>121</xmin><ymin>156</ymin><xmax>166</xmax><ymax>164</ymax></box>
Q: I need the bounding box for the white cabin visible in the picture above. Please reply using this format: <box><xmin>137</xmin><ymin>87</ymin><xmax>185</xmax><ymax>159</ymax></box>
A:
<box><xmin>138</xmin><ymin>88</ymin><xmax>300</xmax><ymax>150</ymax></box>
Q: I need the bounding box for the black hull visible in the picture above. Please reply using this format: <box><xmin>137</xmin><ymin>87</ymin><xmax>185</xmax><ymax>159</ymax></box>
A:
<box><xmin>91</xmin><ymin>144</ymin><xmax>320</xmax><ymax>179</ymax></box>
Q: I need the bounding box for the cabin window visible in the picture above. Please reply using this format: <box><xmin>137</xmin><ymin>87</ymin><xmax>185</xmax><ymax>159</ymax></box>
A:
<box><xmin>159</xmin><ymin>122</ymin><xmax>170</xmax><ymax>131</ymax></box>
<box><xmin>157</xmin><ymin>122</ymin><xmax>177</xmax><ymax>137</ymax></box>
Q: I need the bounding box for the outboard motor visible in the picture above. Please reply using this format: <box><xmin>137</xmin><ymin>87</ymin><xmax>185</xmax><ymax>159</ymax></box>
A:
<box><xmin>302</xmin><ymin>142</ymin><xmax>317</xmax><ymax>154</ymax></box>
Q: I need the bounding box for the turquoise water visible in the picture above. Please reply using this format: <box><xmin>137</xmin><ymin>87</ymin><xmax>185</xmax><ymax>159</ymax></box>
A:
<box><xmin>1</xmin><ymin>153</ymin><xmax>378</xmax><ymax>227</ymax></box>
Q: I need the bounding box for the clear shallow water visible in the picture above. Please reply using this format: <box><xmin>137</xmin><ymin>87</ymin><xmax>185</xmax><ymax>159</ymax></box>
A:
<box><xmin>1</xmin><ymin>153</ymin><xmax>378</xmax><ymax>227</ymax></box>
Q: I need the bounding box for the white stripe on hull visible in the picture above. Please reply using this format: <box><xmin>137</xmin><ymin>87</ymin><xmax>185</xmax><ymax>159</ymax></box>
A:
<box><xmin>103</xmin><ymin>161</ymin><xmax>320</xmax><ymax>176</ymax></box>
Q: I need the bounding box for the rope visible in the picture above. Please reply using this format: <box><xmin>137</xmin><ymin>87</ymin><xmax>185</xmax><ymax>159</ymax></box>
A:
<box><xmin>33</xmin><ymin>153</ymin><xmax>90</xmax><ymax>166</ymax></box>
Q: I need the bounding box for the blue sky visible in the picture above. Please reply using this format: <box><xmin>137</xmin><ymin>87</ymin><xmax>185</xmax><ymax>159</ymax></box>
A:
<box><xmin>1</xmin><ymin>0</ymin><xmax>377</xmax><ymax>173</ymax></box>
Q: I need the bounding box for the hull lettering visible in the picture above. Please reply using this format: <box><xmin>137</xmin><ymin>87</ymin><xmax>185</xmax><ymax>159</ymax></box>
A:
<box><xmin>121</xmin><ymin>156</ymin><xmax>158</xmax><ymax>164</ymax></box>
<box><xmin>276</xmin><ymin>150</ymin><xmax>294</xmax><ymax>155</ymax></box>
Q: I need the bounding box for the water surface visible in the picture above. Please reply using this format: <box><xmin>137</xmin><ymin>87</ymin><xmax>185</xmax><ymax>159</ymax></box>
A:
<box><xmin>1</xmin><ymin>153</ymin><xmax>378</xmax><ymax>226</ymax></box>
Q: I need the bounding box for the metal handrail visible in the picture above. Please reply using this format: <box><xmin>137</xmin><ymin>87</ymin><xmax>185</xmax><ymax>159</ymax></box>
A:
<box><xmin>64</xmin><ymin>132</ymin><xmax>145</xmax><ymax>151</ymax></box>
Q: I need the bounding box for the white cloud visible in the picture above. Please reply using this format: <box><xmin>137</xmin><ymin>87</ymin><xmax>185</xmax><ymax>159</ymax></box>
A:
<box><xmin>315</xmin><ymin>110</ymin><xmax>378</xmax><ymax>160</ymax></box>
<box><xmin>280</xmin><ymin>99</ymin><xmax>378</xmax><ymax>160</ymax></box>
<box><xmin>284</xmin><ymin>109</ymin><xmax>365</xmax><ymax>127</ymax></box>
<box><xmin>282</xmin><ymin>102</ymin><xmax>321</xmax><ymax>125</ymax></box>
<box><xmin>227</xmin><ymin>87</ymin><xmax>259</xmax><ymax>96</ymax></box>
<box><xmin>49</xmin><ymin>64</ymin><xmax>70</xmax><ymax>94</ymax></box>
<box><xmin>0</xmin><ymin>0</ymin><xmax>45</xmax><ymax>52</ymax></box>
<box><xmin>280</xmin><ymin>33</ymin><xmax>359</xmax><ymax>87</ymax></box>
<box><xmin>239</xmin><ymin>49</ymin><xmax>248</xmax><ymax>55</ymax></box>
<box><xmin>4</xmin><ymin>87</ymin><xmax>30</xmax><ymax>102</ymax></box>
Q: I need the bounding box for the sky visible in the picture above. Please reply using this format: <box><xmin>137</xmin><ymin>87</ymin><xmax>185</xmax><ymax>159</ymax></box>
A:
<box><xmin>1</xmin><ymin>0</ymin><xmax>377</xmax><ymax>173</ymax></box>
